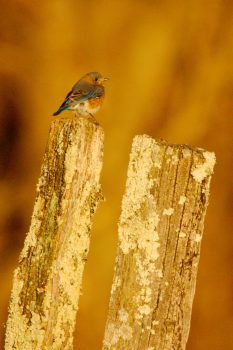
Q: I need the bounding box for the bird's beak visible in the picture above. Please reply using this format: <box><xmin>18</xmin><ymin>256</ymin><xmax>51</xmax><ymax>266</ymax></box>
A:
<box><xmin>98</xmin><ymin>77</ymin><xmax>109</xmax><ymax>85</ymax></box>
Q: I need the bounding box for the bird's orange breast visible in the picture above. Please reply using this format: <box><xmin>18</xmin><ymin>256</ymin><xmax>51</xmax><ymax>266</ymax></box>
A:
<box><xmin>88</xmin><ymin>95</ymin><xmax>105</xmax><ymax>108</ymax></box>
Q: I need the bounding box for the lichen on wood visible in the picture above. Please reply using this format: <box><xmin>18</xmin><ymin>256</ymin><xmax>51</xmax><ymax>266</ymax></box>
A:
<box><xmin>103</xmin><ymin>135</ymin><xmax>215</xmax><ymax>350</ymax></box>
<box><xmin>5</xmin><ymin>118</ymin><xmax>104</xmax><ymax>350</ymax></box>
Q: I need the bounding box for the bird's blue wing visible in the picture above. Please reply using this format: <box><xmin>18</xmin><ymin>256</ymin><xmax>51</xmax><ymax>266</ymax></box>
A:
<box><xmin>53</xmin><ymin>88</ymin><xmax>88</xmax><ymax>116</ymax></box>
<box><xmin>53</xmin><ymin>83</ymin><xmax>104</xmax><ymax>116</ymax></box>
<box><xmin>53</xmin><ymin>93</ymin><xmax>72</xmax><ymax>115</ymax></box>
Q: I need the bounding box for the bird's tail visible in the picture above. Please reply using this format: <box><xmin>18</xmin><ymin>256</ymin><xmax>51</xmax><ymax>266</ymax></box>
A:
<box><xmin>53</xmin><ymin>105</ymin><xmax>69</xmax><ymax>116</ymax></box>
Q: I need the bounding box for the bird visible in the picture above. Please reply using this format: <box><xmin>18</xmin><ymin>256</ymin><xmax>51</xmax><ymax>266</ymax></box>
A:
<box><xmin>53</xmin><ymin>71</ymin><xmax>108</xmax><ymax>123</ymax></box>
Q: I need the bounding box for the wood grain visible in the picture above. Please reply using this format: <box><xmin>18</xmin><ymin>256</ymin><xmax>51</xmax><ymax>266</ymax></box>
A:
<box><xmin>5</xmin><ymin>118</ymin><xmax>104</xmax><ymax>350</ymax></box>
<box><xmin>103</xmin><ymin>135</ymin><xmax>215</xmax><ymax>350</ymax></box>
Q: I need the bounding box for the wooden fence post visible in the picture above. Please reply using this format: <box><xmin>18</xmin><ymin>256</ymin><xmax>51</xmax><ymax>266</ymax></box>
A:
<box><xmin>103</xmin><ymin>135</ymin><xmax>215</xmax><ymax>350</ymax></box>
<box><xmin>5</xmin><ymin>118</ymin><xmax>104</xmax><ymax>350</ymax></box>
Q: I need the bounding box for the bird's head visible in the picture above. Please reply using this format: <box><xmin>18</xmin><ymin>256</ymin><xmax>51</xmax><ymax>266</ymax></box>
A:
<box><xmin>84</xmin><ymin>72</ymin><xmax>109</xmax><ymax>86</ymax></box>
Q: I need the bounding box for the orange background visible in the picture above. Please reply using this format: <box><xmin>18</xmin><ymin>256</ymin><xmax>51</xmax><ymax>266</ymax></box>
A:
<box><xmin>0</xmin><ymin>1</ymin><xmax>232</xmax><ymax>349</ymax></box>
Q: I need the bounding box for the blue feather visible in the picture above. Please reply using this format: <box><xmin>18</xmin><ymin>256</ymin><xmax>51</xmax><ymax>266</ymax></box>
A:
<box><xmin>53</xmin><ymin>105</ymin><xmax>70</xmax><ymax>116</ymax></box>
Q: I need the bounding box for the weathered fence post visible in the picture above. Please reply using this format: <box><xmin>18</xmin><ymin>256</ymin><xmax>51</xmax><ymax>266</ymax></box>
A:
<box><xmin>103</xmin><ymin>135</ymin><xmax>215</xmax><ymax>350</ymax></box>
<box><xmin>5</xmin><ymin>118</ymin><xmax>104</xmax><ymax>349</ymax></box>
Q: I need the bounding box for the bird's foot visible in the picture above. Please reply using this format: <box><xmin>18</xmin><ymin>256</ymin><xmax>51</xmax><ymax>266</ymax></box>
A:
<box><xmin>88</xmin><ymin>113</ymin><xmax>99</xmax><ymax>126</ymax></box>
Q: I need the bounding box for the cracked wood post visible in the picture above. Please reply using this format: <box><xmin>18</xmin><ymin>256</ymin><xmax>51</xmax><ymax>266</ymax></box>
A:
<box><xmin>5</xmin><ymin>118</ymin><xmax>104</xmax><ymax>350</ymax></box>
<box><xmin>103</xmin><ymin>135</ymin><xmax>216</xmax><ymax>350</ymax></box>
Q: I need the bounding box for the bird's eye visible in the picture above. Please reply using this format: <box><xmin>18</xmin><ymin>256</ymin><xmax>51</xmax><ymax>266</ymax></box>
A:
<box><xmin>95</xmin><ymin>77</ymin><xmax>98</xmax><ymax>81</ymax></box>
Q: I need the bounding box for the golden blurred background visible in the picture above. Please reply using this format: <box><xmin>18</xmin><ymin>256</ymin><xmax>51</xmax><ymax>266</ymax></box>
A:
<box><xmin>0</xmin><ymin>1</ymin><xmax>232</xmax><ymax>349</ymax></box>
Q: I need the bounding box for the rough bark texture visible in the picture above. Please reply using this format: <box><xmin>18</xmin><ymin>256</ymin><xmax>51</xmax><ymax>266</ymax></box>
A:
<box><xmin>5</xmin><ymin>118</ymin><xmax>104</xmax><ymax>350</ymax></box>
<box><xmin>103</xmin><ymin>135</ymin><xmax>216</xmax><ymax>350</ymax></box>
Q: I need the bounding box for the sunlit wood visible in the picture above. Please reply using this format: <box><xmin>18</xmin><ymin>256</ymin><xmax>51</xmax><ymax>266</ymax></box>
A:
<box><xmin>5</xmin><ymin>119</ymin><xmax>104</xmax><ymax>350</ymax></box>
<box><xmin>103</xmin><ymin>136</ymin><xmax>215</xmax><ymax>350</ymax></box>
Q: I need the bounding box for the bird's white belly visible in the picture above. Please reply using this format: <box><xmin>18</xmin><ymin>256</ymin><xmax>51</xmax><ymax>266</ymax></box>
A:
<box><xmin>73</xmin><ymin>101</ymin><xmax>100</xmax><ymax>116</ymax></box>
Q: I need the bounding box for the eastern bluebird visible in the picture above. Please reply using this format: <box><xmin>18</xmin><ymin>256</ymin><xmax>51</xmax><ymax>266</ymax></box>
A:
<box><xmin>53</xmin><ymin>72</ymin><xmax>108</xmax><ymax>123</ymax></box>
